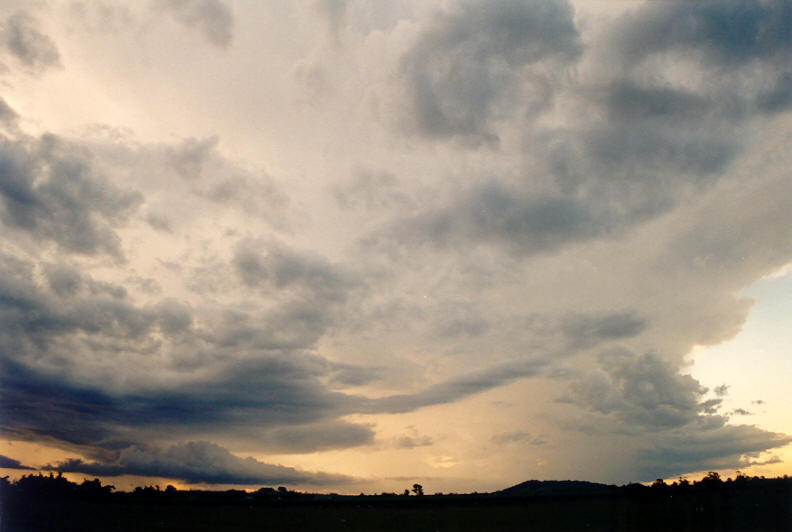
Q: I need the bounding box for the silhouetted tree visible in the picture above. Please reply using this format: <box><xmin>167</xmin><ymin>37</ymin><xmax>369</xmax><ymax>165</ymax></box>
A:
<box><xmin>78</xmin><ymin>478</ymin><xmax>114</xmax><ymax>497</ymax></box>
<box><xmin>412</xmin><ymin>483</ymin><xmax>424</xmax><ymax>496</ymax></box>
<box><xmin>699</xmin><ymin>471</ymin><xmax>722</xmax><ymax>487</ymax></box>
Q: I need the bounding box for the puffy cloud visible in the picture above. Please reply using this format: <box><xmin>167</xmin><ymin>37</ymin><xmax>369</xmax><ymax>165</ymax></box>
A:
<box><xmin>713</xmin><ymin>384</ymin><xmax>730</xmax><ymax>397</ymax></box>
<box><xmin>636</xmin><ymin>424</ymin><xmax>791</xmax><ymax>480</ymax></box>
<box><xmin>0</xmin><ymin>133</ymin><xmax>142</xmax><ymax>257</ymax></box>
<box><xmin>402</xmin><ymin>0</ymin><xmax>580</xmax><ymax>144</ymax></box>
<box><xmin>49</xmin><ymin>441</ymin><xmax>351</xmax><ymax>486</ymax></box>
<box><xmin>566</xmin><ymin>351</ymin><xmax>715</xmax><ymax>429</ymax></box>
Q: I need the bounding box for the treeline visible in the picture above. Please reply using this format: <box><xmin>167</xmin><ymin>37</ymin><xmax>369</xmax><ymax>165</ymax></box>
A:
<box><xmin>2</xmin><ymin>472</ymin><xmax>792</xmax><ymax>531</ymax></box>
<box><xmin>1</xmin><ymin>470</ymin><xmax>791</xmax><ymax>501</ymax></box>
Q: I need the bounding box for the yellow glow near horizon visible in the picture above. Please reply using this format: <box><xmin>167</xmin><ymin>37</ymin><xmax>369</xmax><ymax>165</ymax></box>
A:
<box><xmin>686</xmin><ymin>267</ymin><xmax>792</xmax><ymax>479</ymax></box>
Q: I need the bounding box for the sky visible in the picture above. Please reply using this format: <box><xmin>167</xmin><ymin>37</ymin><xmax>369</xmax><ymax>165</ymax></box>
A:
<box><xmin>0</xmin><ymin>0</ymin><xmax>791</xmax><ymax>494</ymax></box>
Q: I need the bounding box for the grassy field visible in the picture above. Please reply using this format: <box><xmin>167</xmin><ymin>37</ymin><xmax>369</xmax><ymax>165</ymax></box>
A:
<box><xmin>3</xmin><ymin>474</ymin><xmax>791</xmax><ymax>531</ymax></box>
<box><xmin>5</xmin><ymin>493</ymin><xmax>791</xmax><ymax>532</ymax></box>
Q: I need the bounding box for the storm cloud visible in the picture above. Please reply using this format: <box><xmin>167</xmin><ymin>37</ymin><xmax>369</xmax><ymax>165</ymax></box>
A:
<box><xmin>0</xmin><ymin>132</ymin><xmax>142</xmax><ymax>256</ymax></box>
<box><xmin>403</xmin><ymin>0</ymin><xmax>580</xmax><ymax>145</ymax></box>
<box><xmin>49</xmin><ymin>441</ymin><xmax>351</xmax><ymax>486</ymax></box>
<box><xmin>1</xmin><ymin>1</ymin><xmax>791</xmax><ymax>492</ymax></box>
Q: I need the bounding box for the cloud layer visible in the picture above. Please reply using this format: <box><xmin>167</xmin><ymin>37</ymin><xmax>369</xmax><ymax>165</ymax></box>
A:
<box><xmin>0</xmin><ymin>1</ymin><xmax>790</xmax><ymax>490</ymax></box>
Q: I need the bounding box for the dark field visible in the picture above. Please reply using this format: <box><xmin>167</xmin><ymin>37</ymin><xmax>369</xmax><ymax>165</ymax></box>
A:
<box><xmin>3</xmin><ymin>474</ymin><xmax>791</xmax><ymax>531</ymax></box>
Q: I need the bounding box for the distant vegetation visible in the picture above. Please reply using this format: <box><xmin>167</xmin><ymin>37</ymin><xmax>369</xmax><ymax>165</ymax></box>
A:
<box><xmin>2</xmin><ymin>471</ymin><xmax>791</xmax><ymax>531</ymax></box>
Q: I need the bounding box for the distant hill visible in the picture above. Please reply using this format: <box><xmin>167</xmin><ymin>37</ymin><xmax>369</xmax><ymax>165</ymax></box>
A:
<box><xmin>498</xmin><ymin>479</ymin><xmax>615</xmax><ymax>496</ymax></box>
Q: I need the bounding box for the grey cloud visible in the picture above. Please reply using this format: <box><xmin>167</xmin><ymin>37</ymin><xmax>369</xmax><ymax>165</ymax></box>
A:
<box><xmin>567</xmin><ymin>350</ymin><xmax>717</xmax><ymax>429</ymax></box>
<box><xmin>0</xmin><ymin>358</ymin><xmax>131</xmax><ymax>453</ymax></box>
<box><xmin>49</xmin><ymin>441</ymin><xmax>350</xmax><ymax>486</ymax></box>
<box><xmin>0</xmin><ymin>97</ymin><xmax>19</xmax><ymax>130</ymax></box>
<box><xmin>166</xmin><ymin>136</ymin><xmax>218</xmax><ymax>180</ymax></box>
<box><xmin>203</xmin><ymin>300</ymin><xmax>332</xmax><ymax>352</ymax></box>
<box><xmin>67</xmin><ymin>2</ymin><xmax>134</xmax><ymax>35</ymax></box>
<box><xmin>394</xmin><ymin>434</ymin><xmax>434</xmax><ymax>449</ymax></box>
<box><xmin>532</xmin><ymin>2</ymin><xmax>792</xmax><ymax>249</ymax></box>
<box><xmin>232</xmin><ymin>240</ymin><xmax>354</xmax><ymax>303</ymax></box>
<box><xmin>547</xmin><ymin>126</ymin><xmax>738</xmax><ymax>200</ymax></box>
<box><xmin>561</xmin><ymin>311</ymin><xmax>646</xmax><ymax>348</ymax></box>
<box><xmin>73</xmin><ymin>133</ymin><xmax>290</xmax><ymax>231</ymax></box>
<box><xmin>606</xmin><ymin>2</ymin><xmax>792</xmax><ymax>123</ymax></box>
<box><xmin>370</xmin><ymin>183</ymin><xmax>605</xmax><ymax>257</ymax></box>
<box><xmin>0</xmin><ymin>133</ymin><xmax>142</xmax><ymax>257</ymax></box>
<box><xmin>367</xmin><ymin>360</ymin><xmax>543</xmax><ymax>414</ymax></box>
<box><xmin>536</xmin><ymin>120</ymin><xmax>740</xmax><ymax>254</ymax></box>
<box><xmin>604</xmin><ymin>82</ymin><xmax>713</xmax><ymax>124</ymax></box>
<box><xmin>757</xmin><ymin>72</ymin><xmax>792</xmax><ymax>113</ymax></box>
<box><xmin>317</xmin><ymin>0</ymin><xmax>347</xmax><ymax>40</ymax></box>
<box><xmin>44</xmin><ymin>264</ymin><xmax>83</xmax><ymax>298</ymax></box>
<box><xmin>699</xmin><ymin>398</ymin><xmax>722</xmax><ymax>415</ymax></box>
<box><xmin>0</xmin><ymin>454</ymin><xmax>34</xmax><ymax>470</ymax></box>
<box><xmin>731</xmin><ymin>408</ymin><xmax>752</xmax><ymax>416</ymax></box>
<box><xmin>158</xmin><ymin>0</ymin><xmax>234</xmax><ymax>48</ymax></box>
<box><xmin>264</xmin><ymin>421</ymin><xmax>375</xmax><ymax>453</ymax></box>
<box><xmin>145</xmin><ymin>212</ymin><xmax>171</xmax><ymax>232</ymax></box>
<box><xmin>326</xmin><ymin>363</ymin><xmax>384</xmax><ymax>388</ymax></box>
<box><xmin>202</xmin><ymin>175</ymin><xmax>289</xmax><ymax>222</ymax></box>
<box><xmin>186</xmin><ymin>244</ymin><xmax>358</xmax><ymax>357</ymax></box>
<box><xmin>432</xmin><ymin>303</ymin><xmax>490</xmax><ymax>339</ymax></box>
<box><xmin>333</xmin><ymin>170</ymin><xmax>413</xmax><ymax>212</ymax></box>
<box><xmin>491</xmin><ymin>431</ymin><xmax>546</xmax><ymax>446</ymax></box>
<box><xmin>232</xmin><ymin>244</ymin><xmax>268</xmax><ymax>286</ymax></box>
<box><xmin>585</xmin><ymin>128</ymin><xmax>736</xmax><ymax>178</ymax></box>
<box><xmin>0</xmin><ymin>256</ymin><xmax>153</xmax><ymax>363</ymax></box>
<box><xmin>0</xmin><ymin>354</ymin><xmax>351</xmax><ymax>454</ymax></box>
<box><xmin>714</xmin><ymin>384</ymin><xmax>729</xmax><ymax>397</ymax></box>
<box><xmin>402</xmin><ymin>0</ymin><xmax>580</xmax><ymax>144</ymax></box>
<box><xmin>615</xmin><ymin>2</ymin><xmax>792</xmax><ymax>68</ymax></box>
<box><xmin>153</xmin><ymin>299</ymin><xmax>192</xmax><ymax>334</ymax></box>
<box><xmin>2</xmin><ymin>339</ymin><xmax>520</xmax><ymax>459</ymax></box>
<box><xmin>44</xmin><ymin>263</ymin><xmax>127</xmax><ymax>300</ymax></box>
<box><xmin>636</xmin><ymin>424</ymin><xmax>792</xmax><ymax>481</ymax></box>
<box><xmin>0</xmin><ymin>11</ymin><xmax>60</xmax><ymax>72</ymax></box>
<box><xmin>744</xmin><ymin>455</ymin><xmax>782</xmax><ymax>467</ymax></box>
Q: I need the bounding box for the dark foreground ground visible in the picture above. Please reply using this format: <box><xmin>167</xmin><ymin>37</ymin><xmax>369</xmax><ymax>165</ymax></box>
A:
<box><xmin>2</xmin><ymin>474</ymin><xmax>791</xmax><ymax>531</ymax></box>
